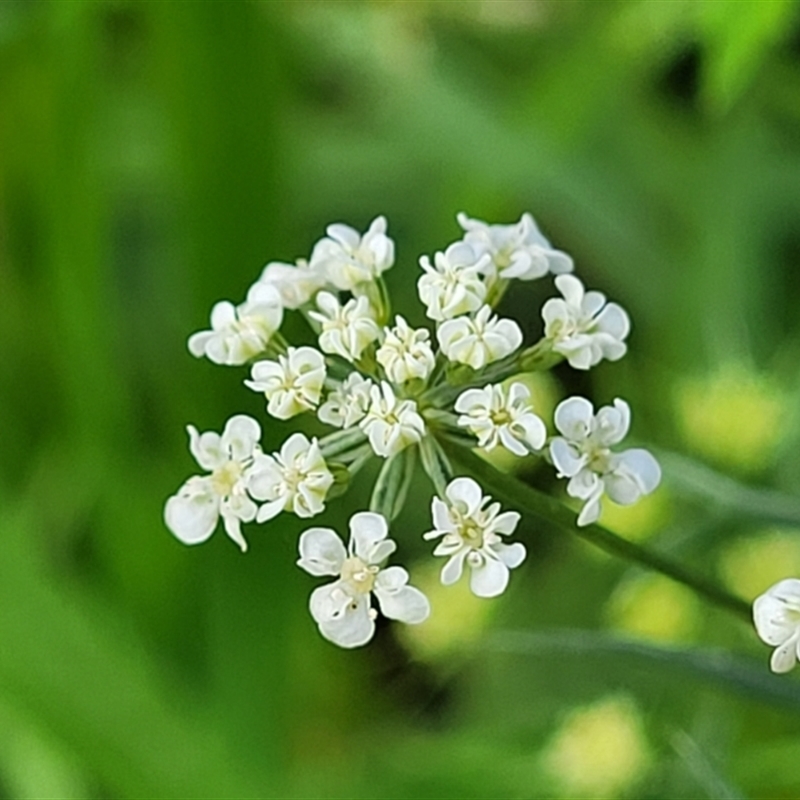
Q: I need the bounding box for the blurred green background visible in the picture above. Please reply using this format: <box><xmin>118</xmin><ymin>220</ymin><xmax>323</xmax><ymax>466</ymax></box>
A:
<box><xmin>3</xmin><ymin>1</ymin><xmax>800</xmax><ymax>797</ymax></box>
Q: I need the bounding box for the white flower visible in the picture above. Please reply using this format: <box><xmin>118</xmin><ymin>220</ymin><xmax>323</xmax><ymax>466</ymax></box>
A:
<box><xmin>310</xmin><ymin>216</ymin><xmax>394</xmax><ymax>291</ymax></box>
<box><xmin>424</xmin><ymin>477</ymin><xmax>525</xmax><ymax>598</ymax></box>
<box><xmin>455</xmin><ymin>382</ymin><xmax>547</xmax><ymax>456</ymax></box>
<box><xmin>248</xmin><ymin>433</ymin><xmax>334</xmax><ymax>522</ymax></box>
<box><xmin>308</xmin><ymin>291</ymin><xmax>381</xmax><ymax>362</ymax></box>
<box><xmin>318</xmin><ymin>372</ymin><xmax>374</xmax><ymax>428</ymax></box>
<box><xmin>164</xmin><ymin>415</ymin><xmax>261</xmax><ymax>552</ymax></box>
<box><xmin>376</xmin><ymin>316</ymin><xmax>436</xmax><ymax>384</ymax></box>
<box><xmin>437</xmin><ymin>304</ymin><xmax>523</xmax><ymax>370</ymax></box>
<box><xmin>457</xmin><ymin>211</ymin><xmax>573</xmax><ymax>280</ymax></box>
<box><xmin>297</xmin><ymin>511</ymin><xmax>430</xmax><ymax>648</ymax></box>
<box><xmin>549</xmin><ymin>397</ymin><xmax>661</xmax><ymax>526</ymax></box>
<box><xmin>245</xmin><ymin>346</ymin><xmax>326</xmax><ymax>420</ymax></box>
<box><xmin>360</xmin><ymin>381</ymin><xmax>426</xmax><ymax>458</ymax></box>
<box><xmin>417</xmin><ymin>241</ymin><xmax>490</xmax><ymax>321</ymax></box>
<box><xmin>754</xmin><ymin>579</ymin><xmax>800</xmax><ymax>674</ymax></box>
<box><xmin>188</xmin><ymin>282</ymin><xmax>283</xmax><ymax>365</ymax></box>
<box><xmin>543</xmin><ymin>274</ymin><xmax>630</xmax><ymax>370</ymax></box>
<box><xmin>258</xmin><ymin>259</ymin><xmax>326</xmax><ymax>309</ymax></box>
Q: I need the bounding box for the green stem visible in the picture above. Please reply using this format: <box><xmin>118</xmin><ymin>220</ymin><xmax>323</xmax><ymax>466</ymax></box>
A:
<box><xmin>443</xmin><ymin>441</ymin><xmax>752</xmax><ymax>623</ymax></box>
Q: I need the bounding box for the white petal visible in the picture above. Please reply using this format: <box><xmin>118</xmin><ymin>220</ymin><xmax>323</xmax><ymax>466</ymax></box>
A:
<box><xmin>187</xmin><ymin>426</ymin><xmax>225</xmax><ymax>471</ymax></box>
<box><xmin>375</xmin><ymin>583</ymin><xmax>431</xmax><ymax>624</ymax></box>
<box><xmin>595</xmin><ymin>302</ymin><xmax>630</xmax><ymax>340</ymax></box>
<box><xmin>491</xmin><ymin>510</ymin><xmax>521</xmax><ymax>536</ymax></box>
<box><xmin>441</xmin><ymin>548</ymin><xmax>469</xmax><ymax>585</ymax></box>
<box><xmin>494</xmin><ymin>541</ymin><xmax>526</xmax><ymax>569</ymax></box>
<box><xmin>313</xmin><ymin>587</ymin><xmax>376</xmax><ymax>648</ymax></box>
<box><xmin>577</xmin><ymin>495</ymin><xmax>602</xmax><ymax>526</ymax></box>
<box><xmin>256</xmin><ymin>497</ymin><xmax>286</xmax><ymax>522</ymax></box>
<box><xmin>430</xmin><ymin>497</ymin><xmax>455</xmax><ymax>535</ymax></box>
<box><xmin>770</xmin><ymin>633</ymin><xmax>800</xmax><ymax>674</ymax></box>
<box><xmin>554</xmin><ymin>396</ymin><xmax>594</xmax><ymax>441</ymax></box>
<box><xmin>594</xmin><ymin>398</ymin><xmax>631</xmax><ymax>446</ymax></box>
<box><xmin>612</xmin><ymin>448</ymin><xmax>661</xmax><ymax>495</ymax></box>
<box><xmin>469</xmin><ymin>553</ymin><xmax>510</xmax><ymax>598</ymax></box>
<box><xmin>550</xmin><ymin>437</ymin><xmax>584</xmax><ymax>478</ymax></box>
<box><xmin>349</xmin><ymin>511</ymin><xmax>389</xmax><ymax>561</ymax></box>
<box><xmin>297</xmin><ymin>527</ymin><xmax>347</xmax><ymax>576</ymax></box>
<box><xmin>222</xmin><ymin>511</ymin><xmax>249</xmax><ymax>552</ymax></box>
<box><xmin>221</xmin><ymin>415</ymin><xmax>261</xmax><ymax>461</ymax></box>
<box><xmin>555</xmin><ymin>274</ymin><xmax>585</xmax><ymax>307</ymax></box>
<box><xmin>164</xmin><ymin>484</ymin><xmax>219</xmax><ymax>545</ymax></box>
<box><xmin>446</xmin><ymin>477</ymin><xmax>484</xmax><ymax>517</ymax></box>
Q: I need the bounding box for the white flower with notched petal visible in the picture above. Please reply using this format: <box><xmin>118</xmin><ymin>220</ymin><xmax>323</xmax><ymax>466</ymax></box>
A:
<box><xmin>164</xmin><ymin>415</ymin><xmax>262</xmax><ymax>552</ymax></box>
<box><xmin>549</xmin><ymin>397</ymin><xmax>660</xmax><ymax>527</ymax></box>
<box><xmin>457</xmin><ymin>211</ymin><xmax>573</xmax><ymax>280</ymax></box>
<box><xmin>424</xmin><ymin>477</ymin><xmax>525</xmax><ymax>598</ymax></box>
<box><xmin>188</xmin><ymin>283</ymin><xmax>283</xmax><ymax>366</ymax></box>
<box><xmin>543</xmin><ymin>275</ymin><xmax>630</xmax><ymax>370</ymax></box>
<box><xmin>309</xmin><ymin>291</ymin><xmax>381</xmax><ymax>363</ymax></box>
<box><xmin>248</xmin><ymin>433</ymin><xmax>334</xmax><ymax>522</ymax></box>
<box><xmin>376</xmin><ymin>316</ymin><xmax>436</xmax><ymax>384</ymax></box>
<box><xmin>417</xmin><ymin>241</ymin><xmax>490</xmax><ymax>321</ymax></box>
<box><xmin>258</xmin><ymin>259</ymin><xmax>327</xmax><ymax>310</ymax></box>
<box><xmin>753</xmin><ymin>579</ymin><xmax>800</xmax><ymax>674</ymax></box>
<box><xmin>297</xmin><ymin>511</ymin><xmax>430</xmax><ymax>648</ymax></box>
<box><xmin>437</xmin><ymin>305</ymin><xmax>523</xmax><ymax>370</ymax></box>
<box><xmin>245</xmin><ymin>346</ymin><xmax>326</xmax><ymax>420</ymax></box>
<box><xmin>317</xmin><ymin>372</ymin><xmax>374</xmax><ymax>429</ymax></box>
<box><xmin>310</xmin><ymin>216</ymin><xmax>394</xmax><ymax>291</ymax></box>
<box><xmin>455</xmin><ymin>382</ymin><xmax>547</xmax><ymax>456</ymax></box>
<box><xmin>360</xmin><ymin>381</ymin><xmax>425</xmax><ymax>458</ymax></box>
<box><xmin>360</xmin><ymin>381</ymin><xmax>426</xmax><ymax>458</ymax></box>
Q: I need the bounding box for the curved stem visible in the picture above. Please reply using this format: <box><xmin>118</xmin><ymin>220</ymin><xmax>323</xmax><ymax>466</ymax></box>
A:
<box><xmin>443</xmin><ymin>442</ymin><xmax>752</xmax><ymax>623</ymax></box>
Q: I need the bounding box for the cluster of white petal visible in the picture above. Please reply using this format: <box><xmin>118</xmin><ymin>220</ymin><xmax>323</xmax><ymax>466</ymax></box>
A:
<box><xmin>309</xmin><ymin>216</ymin><xmax>394</xmax><ymax>291</ymax></box>
<box><xmin>458</xmin><ymin>211</ymin><xmax>573</xmax><ymax>280</ymax></box>
<box><xmin>188</xmin><ymin>283</ymin><xmax>283</xmax><ymax>365</ymax></box>
<box><xmin>245</xmin><ymin>346</ymin><xmax>326</xmax><ymax>420</ymax></box>
<box><xmin>360</xmin><ymin>381</ymin><xmax>426</xmax><ymax>458</ymax></box>
<box><xmin>543</xmin><ymin>275</ymin><xmax>630</xmax><ymax>370</ymax></box>
<box><xmin>249</xmin><ymin>433</ymin><xmax>334</xmax><ymax>522</ymax></box>
<box><xmin>309</xmin><ymin>291</ymin><xmax>381</xmax><ymax>363</ymax></box>
<box><xmin>317</xmin><ymin>371</ymin><xmax>373</xmax><ymax>429</ymax></box>
<box><xmin>753</xmin><ymin>579</ymin><xmax>800</xmax><ymax>674</ymax></box>
<box><xmin>438</xmin><ymin>305</ymin><xmax>522</xmax><ymax>370</ymax></box>
<box><xmin>455</xmin><ymin>382</ymin><xmax>547</xmax><ymax>456</ymax></box>
<box><xmin>297</xmin><ymin>512</ymin><xmax>430</xmax><ymax>648</ymax></box>
<box><xmin>376</xmin><ymin>316</ymin><xmax>436</xmax><ymax>384</ymax></box>
<box><xmin>258</xmin><ymin>260</ymin><xmax>326</xmax><ymax>310</ymax></box>
<box><xmin>549</xmin><ymin>397</ymin><xmax>661</xmax><ymax>526</ymax></box>
<box><xmin>424</xmin><ymin>477</ymin><xmax>525</xmax><ymax>598</ymax></box>
<box><xmin>165</xmin><ymin>415</ymin><xmax>262</xmax><ymax>552</ymax></box>
<box><xmin>417</xmin><ymin>242</ymin><xmax>489</xmax><ymax>321</ymax></box>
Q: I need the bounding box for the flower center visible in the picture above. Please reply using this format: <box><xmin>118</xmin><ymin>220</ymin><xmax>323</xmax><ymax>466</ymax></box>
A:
<box><xmin>341</xmin><ymin>556</ymin><xmax>378</xmax><ymax>594</ymax></box>
<box><xmin>490</xmin><ymin>408</ymin><xmax>512</xmax><ymax>426</ymax></box>
<box><xmin>457</xmin><ymin>516</ymin><xmax>485</xmax><ymax>549</ymax></box>
<box><xmin>211</xmin><ymin>460</ymin><xmax>243</xmax><ymax>497</ymax></box>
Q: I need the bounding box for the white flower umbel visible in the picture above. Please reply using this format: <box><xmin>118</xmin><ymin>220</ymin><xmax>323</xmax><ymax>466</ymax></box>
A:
<box><xmin>376</xmin><ymin>315</ymin><xmax>436</xmax><ymax>384</ymax></box>
<box><xmin>248</xmin><ymin>432</ymin><xmax>334</xmax><ymax>522</ymax></box>
<box><xmin>417</xmin><ymin>241</ymin><xmax>490</xmax><ymax>321</ymax></box>
<box><xmin>188</xmin><ymin>282</ymin><xmax>283</xmax><ymax>366</ymax></box>
<box><xmin>309</xmin><ymin>291</ymin><xmax>381</xmax><ymax>363</ymax></box>
<box><xmin>457</xmin><ymin>211</ymin><xmax>573</xmax><ymax>280</ymax></box>
<box><xmin>543</xmin><ymin>274</ymin><xmax>630</xmax><ymax>370</ymax></box>
<box><xmin>424</xmin><ymin>477</ymin><xmax>525</xmax><ymax>598</ymax></box>
<box><xmin>164</xmin><ymin>415</ymin><xmax>262</xmax><ymax>552</ymax></box>
<box><xmin>310</xmin><ymin>216</ymin><xmax>394</xmax><ymax>291</ymax></box>
<box><xmin>549</xmin><ymin>397</ymin><xmax>661</xmax><ymax>526</ymax></box>
<box><xmin>245</xmin><ymin>346</ymin><xmax>326</xmax><ymax>420</ymax></box>
<box><xmin>360</xmin><ymin>381</ymin><xmax>426</xmax><ymax>458</ymax></box>
<box><xmin>455</xmin><ymin>382</ymin><xmax>547</xmax><ymax>456</ymax></box>
<box><xmin>753</xmin><ymin>579</ymin><xmax>800</xmax><ymax>674</ymax></box>
<box><xmin>297</xmin><ymin>511</ymin><xmax>430</xmax><ymax>648</ymax></box>
<box><xmin>437</xmin><ymin>304</ymin><xmax>523</xmax><ymax>370</ymax></box>
<box><xmin>258</xmin><ymin>259</ymin><xmax>326</xmax><ymax>310</ymax></box>
<box><xmin>318</xmin><ymin>372</ymin><xmax>374</xmax><ymax>429</ymax></box>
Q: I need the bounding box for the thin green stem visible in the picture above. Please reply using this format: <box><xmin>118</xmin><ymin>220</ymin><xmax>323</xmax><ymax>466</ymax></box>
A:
<box><xmin>443</xmin><ymin>441</ymin><xmax>752</xmax><ymax>623</ymax></box>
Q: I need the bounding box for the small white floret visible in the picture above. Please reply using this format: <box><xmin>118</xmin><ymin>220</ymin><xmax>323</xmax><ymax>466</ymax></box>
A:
<box><xmin>164</xmin><ymin>415</ymin><xmax>262</xmax><ymax>552</ymax></box>
<box><xmin>417</xmin><ymin>241</ymin><xmax>490</xmax><ymax>321</ymax></box>
<box><xmin>245</xmin><ymin>346</ymin><xmax>326</xmax><ymax>420</ymax></box>
<box><xmin>543</xmin><ymin>274</ymin><xmax>630</xmax><ymax>370</ymax></box>
<box><xmin>360</xmin><ymin>381</ymin><xmax>426</xmax><ymax>458</ymax></box>
<box><xmin>187</xmin><ymin>283</ymin><xmax>283</xmax><ymax>365</ymax></box>
<box><xmin>455</xmin><ymin>382</ymin><xmax>547</xmax><ymax>456</ymax></box>
<box><xmin>297</xmin><ymin>511</ymin><xmax>430</xmax><ymax>648</ymax></box>
<box><xmin>309</xmin><ymin>291</ymin><xmax>381</xmax><ymax>363</ymax></box>
<box><xmin>424</xmin><ymin>477</ymin><xmax>525</xmax><ymax>598</ymax></box>
<box><xmin>248</xmin><ymin>432</ymin><xmax>334</xmax><ymax>522</ymax></box>
<box><xmin>318</xmin><ymin>372</ymin><xmax>374</xmax><ymax>429</ymax></box>
<box><xmin>437</xmin><ymin>305</ymin><xmax>523</xmax><ymax>370</ymax></box>
<box><xmin>457</xmin><ymin>211</ymin><xmax>573</xmax><ymax>280</ymax></box>
<box><xmin>309</xmin><ymin>216</ymin><xmax>394</xmax><ymax>291</ymax></box>
<box><xmin>753</xmin><ymin>579</ymin><xmax>800</xmax><ymax>674</ymax></box>
<box><xmin>376</xmin><ymin>315</ymin><xmax>436</xmax><ymax>384</ymax></box>
<box><xmin>549</xmin><ymin>397</ymin><xmax>661</xmax><ymax>526</ymax></box>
